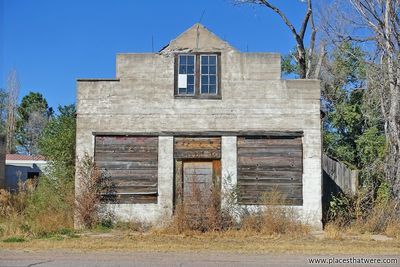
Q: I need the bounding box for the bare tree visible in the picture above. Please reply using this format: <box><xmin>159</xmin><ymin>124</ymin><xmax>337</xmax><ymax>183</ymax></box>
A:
<box><xmin>22</xmin><ymin>111</ymin><xmax>48</xmax><ymax>155</ymax></box>
<box><xmin>237</xmin><ymin>0</ymin><xmax>318</xmax><ymax>79</ymax></box>
<box><xmin>5</xmin><ymin>70</ymin><xmax>20</xmax><ymax>154</ymax></box>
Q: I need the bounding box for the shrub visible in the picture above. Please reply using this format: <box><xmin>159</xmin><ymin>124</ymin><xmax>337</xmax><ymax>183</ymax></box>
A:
<box><xmin>327</xmin><ymin>182</ymin><xmax>400</xmax><ymax>235</ymax></box>
<box><xmin>75</xmin><ymin>153</ymin><xmax>116</xmax><ymax>228</ymax></box>
<box><xmin>168</xmin><ymin>182</ymin><xmax>232</xmax><ymax>233</ymax></box>
<box><xmin>165</xmin><ymin>176</ymin><xmax>309</xmax><ymax>236</ymax></box>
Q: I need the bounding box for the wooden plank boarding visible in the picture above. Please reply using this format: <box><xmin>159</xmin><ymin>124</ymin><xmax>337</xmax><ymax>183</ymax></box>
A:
<box><xmin>94</xmin><ymin>136</ymin><xmax>158</xmax><ymax>204</ymax></box>
<box><xmin>237</xmin><ymin>136</ymin><xmax>303</xmax><ymax>206</ymax></box>
<box><xmin>174</xmin><ymin>137</ymin><xmax>221</xmax><ymax>159</ymax></box>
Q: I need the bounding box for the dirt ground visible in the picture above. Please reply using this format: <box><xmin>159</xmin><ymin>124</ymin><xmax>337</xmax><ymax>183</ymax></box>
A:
<box><xmin>1</xmin><ymin>230</ymin><xmax>400</xmax><ymax>255</ymax></box>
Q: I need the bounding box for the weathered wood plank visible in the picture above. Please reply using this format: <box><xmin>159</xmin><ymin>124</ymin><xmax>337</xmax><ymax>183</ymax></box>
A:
<box><xmin>238</xmin><ymin>184</ymin><xmax>302</xmax><ymax>193</ymax></box>
<box><xmin>96</xmin><ymin>161</ymin><xmax>158</xmax><ymax>170</ymax></box>
<box><xmin>238</xmin><ymin>170</ymin><xmax>302</xmax><ymax>178</ymax></box>
<box><xmin>115</xmin><ymin>186</ymin><xmax>157</xmax><ymax>194</ymax></box>
<box><xmin>96</xmin><ymin>136</ymin><xmax>158</xmax><ymax>146</ymax></box>
<box><xmin>238</xmin><ymin>177</ymin><xmax>302</xmax><ymax>184</ymax></box>
<box><xmin>238</xmin><ymin>137</ymin><xmax>302</xmax><ymax>146</ymax></box>
<box><xmin>238</xmin><ymin>196</ymin><xmax>303</xmax><ymax>206</ymax></box>
<box><xmin>95</xmin><ymin>152</ymin><xmax>158</xmax><ymax>161</ymax></box>
<box><xmin>238</xmin><ymin>156</ymin><xmax>302</xmax><ymax>167</ymax></box>
<box><xmin>95</xmin><ymin>144</ymin><xmax>158</xmax><ymax>153</ymax></box>
<box><xmin>174</xmin><ymin>137</ymin><xmax>221</xmax><ymax>149</ymax></box>
<box><xmin>173</xmin><ymin>150</ymin><xmax>221</xmax><ymax>159</ymax></box>
<box><xmin>115</xmin><ymin>194</ymin><xmax>157</xmax><ymax>204</ymax></box>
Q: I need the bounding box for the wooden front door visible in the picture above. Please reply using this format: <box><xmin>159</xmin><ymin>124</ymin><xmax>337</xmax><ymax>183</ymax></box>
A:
<box><xmin>174</xmin><ymin>159</ymin><xmax>221</xmax><ymax>207</ymax></box>
<box><xmin>183</xmin><ymin>161</ymin><xmax>213</xmax><ymax>202</ymax></box>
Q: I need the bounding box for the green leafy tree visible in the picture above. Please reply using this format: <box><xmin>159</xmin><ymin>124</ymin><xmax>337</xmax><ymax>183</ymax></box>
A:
<box><xmin>322</xmin><ymin>41</ymin><xmax>386</xmax><ymax>183</ymax></box>
<box><xmin>38</xmin><ymin>104</ymin><xmax>76</xmax><ymax>184</ymax></box>
<box><xmin>24</xmin><ymin>105</ymin><xmax>77</xmax><ymax>231</ymax></box>
<box><xmin>16</xmin><ymin>92</ymin><xmax>53</xmax><ymax>155</ymax></box>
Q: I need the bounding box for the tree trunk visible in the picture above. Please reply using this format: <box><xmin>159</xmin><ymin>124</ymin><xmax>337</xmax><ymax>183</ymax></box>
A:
<box><xmin>383</xmin><ymin>0</ymin><xmax>400</xmax><ymax>201</ymax></box>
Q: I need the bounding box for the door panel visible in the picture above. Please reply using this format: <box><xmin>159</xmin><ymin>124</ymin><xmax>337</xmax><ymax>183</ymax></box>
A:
<box><xmin>183</xmin><ymin>162</ymin><xmax>213</xmax><ymax>201</ymax></box>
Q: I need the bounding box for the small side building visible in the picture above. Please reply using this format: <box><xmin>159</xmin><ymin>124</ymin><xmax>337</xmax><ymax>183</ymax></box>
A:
<box><xmin>5</xmin><ymin>154</ymin><xmax>47</xmax><ymax>191</ymax></box>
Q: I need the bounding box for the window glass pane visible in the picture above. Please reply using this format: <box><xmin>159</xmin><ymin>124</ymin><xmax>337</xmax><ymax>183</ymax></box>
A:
<box><xmin>179</xmin><ymin>65</ymin><xmax>186</xmax><ymax>74</ymax></box>
<box><xmin>209</xmin><ymin>85</ymin><xmax>216</xmax><ymax>94</ymax></box>
<box><xmin>179</xmin><ymin>55</ymin><xmax>186</xmax><ymax>65</ymax></box>
<box><xmin>187</xmin><ymin>75</ymin><xmax>194</xmax><ymax>85</ymax></box>
<box><xmin>209</xmin><ymin>75</ymin><xmax>216</xmax><ymax>85</ymax></box>
<box><xmin>201</xmin><ymin>75</ymin><xmax>208</xmax><ymax>85</ymax></box>
<box><xmin>209</xmin><ymin>55</ymin><xmax>216</xmax><ymax>65</ymax></box>
<box><xmin>201</xmin><ymin>56</ymin><xmax>208</xmax><ymax>65</ymax></box>
<box><xmin>187</xmin><ymin>85</ymin><xmax>194</xmax><ymax>94</ymax></box>
<box><xmin>187</xmin><ymin>55</ymin><xmax>194</xmax><ymax>65</ymax></box>
<box><xmin>209</xmin><ymin>66</ymin><xmax>216</xmax><ymax>74</ymax></box>
<box><xmin>201</xmin><ymin>66</ymin><xmax>208</xmax><ymax>74</ymax></box>
<box><xmin>178</xmin><ymin>88</ymin><xmax>186</xmax><ymax>94</ymax></box>
<box><xmin>201</xmin><ymin>85</ymin><xmax>208</xmax><ymax>94</ymax></box>
<box><xmin>187</xmin><ymin>65</ymin><xmax>194</xmax><ymax>74</ymax></box>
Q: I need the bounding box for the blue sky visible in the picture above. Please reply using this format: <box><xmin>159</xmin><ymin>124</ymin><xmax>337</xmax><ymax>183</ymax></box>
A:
<box><xmin>1</xmin><ymin>0</ymin><xmax>309</xmax><ymax>109</ymax></box>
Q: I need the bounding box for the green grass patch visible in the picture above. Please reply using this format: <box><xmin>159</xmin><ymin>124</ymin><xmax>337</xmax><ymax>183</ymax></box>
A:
<box><xmin>3</xmin><ymin>237</ymin><xmax>26</xmax><ymax>243</ymax></box>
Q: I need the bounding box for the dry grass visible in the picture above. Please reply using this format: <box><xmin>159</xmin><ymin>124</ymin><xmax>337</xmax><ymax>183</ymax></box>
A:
<box><xmin>385</xmin><ymin>218</ymin><xmax>400</xmax><ymax>238</ymax></box>
<box><xmin>240</xmin><ymin>191</ymin><xmax>310</xmax><ymax>237</ymax></box>
<box><xmin>163</xmin><ymin>181</ymin><xmax>233</xmax><ymax>234</ymax></box>
<box><xmin>326</xmin><ymin>188</ymin><xmax>400</xmax><ymax>238</ymax></box>
<box><xmin>163</xmin><ymin>180</ymin><xmax>309</xmax><ymax>238</ymax></box>
<box><xmin>0</xmin><ymin>176</ymin><xmax>74</xmax><ymax>238</ymax></box>
<box><xmin>0</xmin><ymin>230</ymin><xmax>399</xmax><ymax>255</ymax></box>
<box><xmin>324</xmin><ymin>224</ymin><xmax>345</xmax><ymax>240</ymax></box>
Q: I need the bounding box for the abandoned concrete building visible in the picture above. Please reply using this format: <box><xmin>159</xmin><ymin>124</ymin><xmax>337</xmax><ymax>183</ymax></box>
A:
<box><xmin>76</xmin><ymin>24</ymin><xmax>322</xmax><ymax>228</ymax></box>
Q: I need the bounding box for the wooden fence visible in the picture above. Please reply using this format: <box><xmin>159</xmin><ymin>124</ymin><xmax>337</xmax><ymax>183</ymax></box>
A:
<box><xmin>322</xmin><ymin>154</ymin><xmax>359</xmax><ymax>197</ymax></box>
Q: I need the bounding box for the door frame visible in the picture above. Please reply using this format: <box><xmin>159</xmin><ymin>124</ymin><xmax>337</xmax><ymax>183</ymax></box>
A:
<box><xmin>174</xmin><ymin>159</ymin><xmax>221</xmax><ymax>209</ymax></box>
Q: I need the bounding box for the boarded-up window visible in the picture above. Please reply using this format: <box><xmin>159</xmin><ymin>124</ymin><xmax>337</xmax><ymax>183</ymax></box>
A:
<box><xmin>95</xmin><ymin>136</ymin><xmax>158</xmax><ymax>204</ymax></box>
<box><xmin>237</xmin><ymin>136</ymin><xmax>303</xmax><ymax>205</ymax></box>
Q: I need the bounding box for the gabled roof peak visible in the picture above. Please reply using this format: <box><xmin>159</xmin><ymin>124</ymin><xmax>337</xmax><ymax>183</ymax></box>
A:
<box><xmin>160</xmin><ymin>23</ymin><xmax>237</xmax><ymax>54</ymax></box>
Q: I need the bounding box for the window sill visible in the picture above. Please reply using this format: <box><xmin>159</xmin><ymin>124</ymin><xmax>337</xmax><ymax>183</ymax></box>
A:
<box><xmin>174</xmin><ymin>95</ymin><xmax>222</xmax><ymax>100</ymax></box>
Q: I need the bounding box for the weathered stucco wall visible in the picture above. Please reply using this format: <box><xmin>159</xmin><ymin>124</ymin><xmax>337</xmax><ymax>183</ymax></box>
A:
<box><xmin>76</xmin><ymin>24</ymin><xmax>322</xmax><ymax>228</ymax></box>
<box><xmin>0</xmin><ymin>135</ymin><xmax>5</xmax><ymax>188</ymax></box>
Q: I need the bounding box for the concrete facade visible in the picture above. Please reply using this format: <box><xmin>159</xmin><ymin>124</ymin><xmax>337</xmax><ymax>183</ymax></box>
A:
<box><xmin>76</xmin><ymin>24</ymin><xmax>322</xmax><ymax>228</ymax></box>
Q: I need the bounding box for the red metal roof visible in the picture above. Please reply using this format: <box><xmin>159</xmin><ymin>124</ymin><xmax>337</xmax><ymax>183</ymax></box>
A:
<box><xmin>6</xmin><ymin>154</ymin><xmax>46</xmax><ymax>161</ymax></box>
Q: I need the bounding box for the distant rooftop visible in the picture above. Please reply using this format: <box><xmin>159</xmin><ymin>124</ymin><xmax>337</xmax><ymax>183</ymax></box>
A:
<box><xmin>6</xmin><ymin>154</ymin><xmax>46</xmax><ymax>161</ymax></box>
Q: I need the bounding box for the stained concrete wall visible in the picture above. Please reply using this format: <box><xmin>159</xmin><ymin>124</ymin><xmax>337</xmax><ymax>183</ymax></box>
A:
<box><xmin>0</xmin><ymin>135</ymin><xmax>5</xmax><ymax>189</ymax></box>
<box><xmin>76</xmin><ymin>24</ymin><xmax>322</xmax><ymax>228</ymax></box>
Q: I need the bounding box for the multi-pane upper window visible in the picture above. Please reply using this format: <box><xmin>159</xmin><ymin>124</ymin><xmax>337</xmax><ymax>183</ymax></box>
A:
<box><xmin>178</xmin><ymin>55</ymin><xmax>195</xmax><ymax>95</ymax></box>
<box><xmin>175</xmin><ymin>53</ymin><xmax>220</xmax><ymax>98</ymax></box>
<box><xmin>200</xmin><ymin>55</ymin><xmax>217</xmax><ymax>94</ymax></box>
